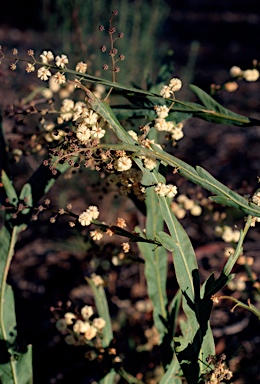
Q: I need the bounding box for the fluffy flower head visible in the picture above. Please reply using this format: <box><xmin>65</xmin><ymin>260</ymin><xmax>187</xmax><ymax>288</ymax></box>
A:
<box><xmin>40</xmin><ymin>50</ymin><xmax>54</xmax><ymax>64</ymax></box>
<box><xmin>76</xmin><ymin>124</ymin><xmax>91</xmax><ymax>143</ymax></box>
<box><xmin>154</xmin><ymin>105</ymin><xmax>169</xmax><ymax>118</ymax></box>
<box><xmin>160</xmin><ymin>85</ymin><xmax>172</xmax><ymax>98</ymax></box>
<box><xmin>114</xmin><ymin>156</ymin><xmax>132</xmax><ymax>172</ymax></box>
<box><xmin>53</xmin><ymin>72</ymin><xmax>66</xmax><ymax>84</ymax></box>
<box><xmin>243</xmin><ymin>68</ymin><xmax>259</xmax><ymax>82</ymax></box>
<box><xmin>93</xmin><ymin>317</ymin><xmax>106</xmax><ymax>330</ymax></box>
<box><xmin>55</xmin><ymin>54</ymin><xmax>69</xmax><ymax>68</ymax></box>
<box><xmin>76</xmin><ymin>61</ymin><xmax>88</xmax><ymax>73</ymax></box>
<box><xmin>78</xmin><ymin>206</ymin><xmax>99</xmax><ymax>226</ymax></box>
<box><xmin>81</xmin><ymin>305</ymin><xmax>94</xmax><ymax>320</ymax></box>
<box><xmin>37</xmin><ymin>66</ymin><xmax>51</xmax><ymax>81</ymax></box>
<box><xmin>169</xmin><ymin>78</ymin><xmax>182</xmax><ymax>92</ymax></box>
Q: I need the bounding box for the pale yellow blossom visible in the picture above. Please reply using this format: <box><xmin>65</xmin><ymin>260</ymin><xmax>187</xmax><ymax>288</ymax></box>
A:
<box><xmin>114</xmin><ymin>156</ymin><xmax>132</xmax><ymax>172</ymax></box>
<box><xmin>55</xmin><ymin>54</ymin><xmax>69</xmax><ymax>68</ymax></box>
<box><xmin>73</xmin><ymin>319</ymin><xmax>90</xmax><ymax>333</ymax></box>
<box><xmin>64</xmin><ymin>312</ymin><xmax>76</xmax><ymax>325</ymax></box>
<box><xmin>90</xmin><ymin>229</ymin><xmax>104</xmax><ymax>241</ymax></box>
<box><xmin>229</xmin><ymin>66</ymin><xmax>243</xmax><ymax>77</ymax></box>
<box><xmin>160</xmin><ymin>85</ymin><xmax>172</xmax><ymax>98</ymax></box>
<box><xmin>37</xmin><ymin>66</ymin><xmax>51</xmax><ymax>81</ymax></box>
<box><xmin>26</xmin><ymin>63</ymin><xmax>35</xmax><ymax>73</ymax></box>
<box><xmin>76</xmin><ymin>124</ymin><xmax>91</xmax><ymax>143</ymax></box>
<box><xmin>81</xmin><ymin>305</ymin><xmax>94</xmax><ymax>320</ymax></box>
<box><xmin>75</xmin><ymin>61</ymin><xmax>88</xmax><ymax>73</ymax></box>
<box><xmin>91</xmin><ymin>126</ymin><xmax>105</xmax><ymax>139</ymax></box>
<box><xmin>243</xmin><ymin>68</ymin><xmax>259</xmax><ymax>82</ymax></box>
<box><xmin>40</xmin><ymin>50</ymin><xmax>54</xmax><ymax>64</ymax></box>
<box><xmin>169</xmin><ymin>78</ymin><xmax>182</xmax><ymax>92</ymax></box>
<box><xmin>53</xmin><ymin>72</ymin><xmax>66</xmax><ymax>84</ymax></box>
<box><xmin>93</xmin><ymin>317</ymin><xmax>106</xmax><ymax>330</ymax></box>
<box><xmin>84</xmin><ymin>325</ymin><xmax>97</xmax><ymax>340</ymax></box>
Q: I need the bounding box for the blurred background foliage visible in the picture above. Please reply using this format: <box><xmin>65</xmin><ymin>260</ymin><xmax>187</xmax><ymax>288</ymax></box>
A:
<box><xmin>41</xmin><ymin>0</ymin><xmax>170</xmax><ymax>85</ymax></box>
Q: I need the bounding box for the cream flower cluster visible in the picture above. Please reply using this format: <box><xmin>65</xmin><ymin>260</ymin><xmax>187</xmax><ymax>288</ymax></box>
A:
<box><xmin>215</xmin><ymin>225</ymin><xmax>240</xmax><ymax>243</ymax></box>
<box><xmin>56</xmin><ymin>305</ymin><xmax>106</xmax><ymax>345</ymax></box>
<box><xmin>154</xmin><ymin>105</ymin><xmax>184</xmax><ymax>142</ymax></box>
<box><xmin>75</xmin><ymin>61</ymin><xmax>88</xmax><ymax>73</ymax></box>
<box><xmin>90</xmin><ymin>229</ymin><xmax>104</xmax><ymax>241</ymax></box>
<box><xmin>58</xmin><ymin>99</ymin><xmax>105</xmax><ymax>143</ymax></box>
<box><xmin>230</xmin><ymin>65</ymin><xmax>260</xmax><ymax>82</ymax></box>
<box><xmin>171</xmin><ymin>194</ymin><xmax>202</xmax><ymax>219</ymax></box>
<box><xmin>154</xmin><ymin>182</ymin><xmax>178</xmax><ymax>198</ymax></box>
<box><xmin>114</xmin><ymin>156</ymin><xmax>132</xmax><ymax>172</ymax></box>
<box><xmin>37</xmin><ymin>51</ymin><xmax>69</xmax><ymax>83</ymax></box>
<box><xmin>37</xmin><ymin>50</ymin><xmax>88</xmax><ymax>85</ymax></box>
<box><xmin>160</xmin><ymin>77</ymin><xmax>182</xmax><ymax>98</ymax></box>
<box><xmin>142</xmin><ymin>156</ymin><xmax>157</xmax><ymax>170</ymax></box>
<box><xmin>78</xmin><ymin>206</ymin><xmax>99</xmax><ymax>226</ymax></box>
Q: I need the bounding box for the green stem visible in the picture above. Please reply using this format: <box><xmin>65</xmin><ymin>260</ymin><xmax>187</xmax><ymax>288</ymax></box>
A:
<box><xmin>223</xmin><ymin>215</ymin><xmax>252</xmax><ymax>276</ymax></box>
<box><xmin>218</xmin><ymin>296</ymin><xmax>260</xmax><ymax>319</ymax></box>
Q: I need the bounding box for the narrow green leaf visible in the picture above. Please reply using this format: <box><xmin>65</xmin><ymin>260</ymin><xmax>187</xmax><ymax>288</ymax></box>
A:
<box><xmin>158</xmin><ymin>199</ymin><xmax>198</xmax><ymax>303</ymax></box>
<box><xmin>67</xmin><ymin>67</ymin><xmax>260</xmax><ymax>126</ymax></box>
<box><xmin>19</xmin><ymin>183</ymin><xmax>32</xmax><ymax>214</ymax></box>
<box><xmin>137</xmin><ymin>189</ymin><xmax>168</xmax><ymax>344</ymax></box>
<box><xmin>209</xmin><ymin>196</ymin><xmax>234</xmax><ymax>206</ymax></box>
<box><xmin>85</xmin><ymin>277</ymin><xmax>113</xmax><ymax>348</ymax></box>
<box><xmin>0</xmin><ymin>345</ymin><xmax>32</xmax><ymax>384</ymax></box>
<box><xmin>156</xmin><ymin>231</ymin><xmax>175</xmax><ymax>252</ymax></box>
<box><xmin>100</xmin><ymin>370</ymin><xmax>117</xmax><ymax>384</ymax></box>
<box><xmin>1</xmin><ymin>171</ymin><xmax>18</xmax><ymax>206</ymax></box>
<box><xmin>148</xmin><ymin>145</ymin><xmax>260</xmax><ymax>217</ymax></box>
<box><xmin>189</xmin><ymin>84</ymin><xmax>253</xmax><ymax>126</ymax></box>
<box><xmin>62</xmin><ymin>65</ymin><xmax>259</xmax><ymax>126</ymax></box>
<box><xmin>157</xmin><ymin>204</ymin><xmax>215</xmax><ymax>380</ymax></box>
<box><xmin>0</xmin><ymin>226</ymin><xmax>32</xmax><ymax>384</ymax></box>
<box><xmin>159</xmin><ymin>355</ymin><xmax>182</xmax><ymax>384</ymax></box>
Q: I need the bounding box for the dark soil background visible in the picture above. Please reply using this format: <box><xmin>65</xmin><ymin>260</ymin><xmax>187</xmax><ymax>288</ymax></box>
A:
<box><xmin>0</xmin><ymin>1</ymin><xmax>260</xmax><ymax>383</ymax></box>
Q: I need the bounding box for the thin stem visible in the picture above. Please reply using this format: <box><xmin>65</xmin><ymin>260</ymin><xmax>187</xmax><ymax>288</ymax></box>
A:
<box><xmin>217</xmin><ymin>296</ymin><xmax>260</xmax><ymax>319</ymax></box>
<box><xmin>223</xmin><ymin>215</ymin><xmax>252</xmax><ymax>276</ymax></box>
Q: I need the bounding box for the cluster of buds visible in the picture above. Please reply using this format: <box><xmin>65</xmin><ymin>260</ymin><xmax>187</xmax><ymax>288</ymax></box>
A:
<box><xmin>154</xmin><ymin>182</ymin><xmax>178</xmax><ymax>198</ymax></box>
<box><xmin>99</xmin><ymin>10</ymin><xmax>124</xmax><ymax>77</ymax></box>
<box><xmin>56</xmin><ymin>304</ymin><xmax>106</xmax><ymax>345</ymax></box>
